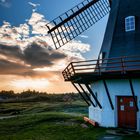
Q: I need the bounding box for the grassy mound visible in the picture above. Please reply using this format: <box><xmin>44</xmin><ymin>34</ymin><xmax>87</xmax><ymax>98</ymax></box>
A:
<box><xmin>0</xmin><ymin>101</ymin><xmax>139</xmax><ymax>140</ymax></box>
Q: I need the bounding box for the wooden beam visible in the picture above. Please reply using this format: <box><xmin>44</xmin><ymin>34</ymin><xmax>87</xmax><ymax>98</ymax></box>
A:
<box><xmin>129</xmin><ymin>79</ymin><xmax>139</xmax><ymax>111</ymax></box>
<box><xmin>85</xmin><ymin>84</ymin><xmax>102</xmax><ymax>109</ymax></box>
<box><xmin>72</xmin><ymin>83</ymin><xmax>90</xmax><ymax>106</ymax></box>
<box><xmin>78</xmin><ymin>84</ymin><xmax>95</xmax><ymax>107</ymax></box>
<box><xmin>103</xmin><ymin>80</ymin><xmax>114</xmax><ymax>110</ymax></box>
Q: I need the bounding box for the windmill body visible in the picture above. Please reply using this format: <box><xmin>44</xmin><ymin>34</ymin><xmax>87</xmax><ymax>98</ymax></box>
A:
<box><xmin>89</xmin><ymin>0</ymin><xmax>140</xmax><ymax>130</ymax></box>
<box><xmin>48</xmin><ymin>0</ymin><xmax>140</xmax><ymax>131</ymax></box>
<box><xmin>100</xmin><ymin>0</ymin><xmax>140</xmax><ymax>59</ymax></box>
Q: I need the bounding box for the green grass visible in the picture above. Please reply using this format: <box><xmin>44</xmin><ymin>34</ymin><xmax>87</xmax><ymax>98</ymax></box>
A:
<box><xmin>0</xmin><ymin>112</ymin><xmax>106</xmax><ymax>140</ymax></box>
<box><xmin>0</xmin><ymin>101</ymin><xmax>87</xmax><ymax>116</ymax></box>
<box><xmin>0</xmin><ymin>101</ymin><xmax>140</xmax><ymax>140</ymax></box>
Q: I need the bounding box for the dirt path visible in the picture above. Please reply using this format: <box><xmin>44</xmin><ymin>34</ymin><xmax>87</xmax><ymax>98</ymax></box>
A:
<box><xmin>0</xmin><ymin>115</ymin><xmax>18</xmax><ymax>120</ymax></box>
<box><xmin>98</xmin><ymin>135</ymin><xmax>122</xmax><ymax>140</ymax></box>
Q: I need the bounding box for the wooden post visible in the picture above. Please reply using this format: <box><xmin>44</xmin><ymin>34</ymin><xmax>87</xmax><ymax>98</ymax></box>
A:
<box><xmin>78</xmin><ymin>84</ymin><xmax>95</xmax><ymax>107</ymax></box>
<box><xmin>85</xmin><ymin>84</ymin><xmax>102</xmax><ymax>109</ymax></box>
<box><xmin>103</xmin><ymin>80</ymin><xmax>114</xmax><ymax>110</ymax></box>
<box><xmin>72</xmin><ymin>83</ymin><xmax>90</xmax><ymax>106</ymax></box>
<box><xmin>129</xmin><ymin>79</ymin><xmax>139</xmax><ymax>111</ymax></box>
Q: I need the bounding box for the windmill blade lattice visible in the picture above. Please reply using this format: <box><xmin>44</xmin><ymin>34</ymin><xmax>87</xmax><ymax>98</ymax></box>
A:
<box><xmin>47</xmin><ymin>0</ymin><xmax>111</xmax><ymax>49</ymax></box>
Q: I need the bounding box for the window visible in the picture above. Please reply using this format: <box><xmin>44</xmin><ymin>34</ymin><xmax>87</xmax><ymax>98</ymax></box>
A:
<box><xmin>125</xmin><ymin>16</ymin><xmax>135</xmax><ymax>32</ymax></box>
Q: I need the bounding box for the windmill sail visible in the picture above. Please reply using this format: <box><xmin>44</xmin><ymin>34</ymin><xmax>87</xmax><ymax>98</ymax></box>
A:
<box><xmin>47</xmin><ymin>0</ymin><xmax>111</xmax><ymax>49</ymax></box>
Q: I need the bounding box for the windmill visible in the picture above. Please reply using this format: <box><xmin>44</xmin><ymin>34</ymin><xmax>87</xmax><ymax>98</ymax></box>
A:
<box><xmin>47</xmin><ymin>0</ymin><xmax>140</xmax><ymax>131</ymax></box>
<box><xmin>47</xmin><ymin>0</ymin><xmax>111</xmax><ymax>49</ymax></box>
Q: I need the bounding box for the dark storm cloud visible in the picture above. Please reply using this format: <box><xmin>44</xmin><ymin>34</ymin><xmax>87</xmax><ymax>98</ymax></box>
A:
<box><xmin>0</xmin><ymin>44</ymin><xmax>23</xmax><ymax>59</ymax></box>
<box><xmin>0</xmin><ymin>59</ymin><xmax>32</xmax><ymax>75</ymax></box>
<box><xmin>24</xmin><ymin>42</ymin><xmax>66</xmax><ymax>67</ymax></box>
<box><xmin>0</xmin><ymin>41</ymin><xmax>67</xmax><ymax>75</ymax></box>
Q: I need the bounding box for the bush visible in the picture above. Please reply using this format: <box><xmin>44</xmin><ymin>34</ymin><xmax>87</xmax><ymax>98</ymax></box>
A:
<box><xmin>0</xmin><ymin>90</ymin><xmax>83</xmax><ymax>103</ymax></box>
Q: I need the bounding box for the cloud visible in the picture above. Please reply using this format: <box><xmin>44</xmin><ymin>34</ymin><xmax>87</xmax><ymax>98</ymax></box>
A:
<box><xmin>28</xmin><ymin>12</ymin><xmax>49</xmax><ymax>35</ymax></box>
<box><xmin>0</xmin><ymin>11</ymin><xmax>90</xmax><ymax>69</ymax></box>
<box><xmin>0</xmin><ymin>10</ymin><xmax>91</xmax><ymax>92</ymax></box>
<box><xmin>28</xmin><ymin>2</ymin><xmax>40</xmax><ymax>7</ymax></box>
<box><xmin>0</xmin><ymin>0</ymin><xmax>11</xmax><ymax>8</ymax></box>
<box><xmin>0</xmin><ymin>59</ymin><xmax>32</xmax><ymax>75</ymax></box>
<box><xmin>0</xmin><ymin>41</ymin><xmax>67</xmax><ymax>68</ymax></box>
<box><xmin>24</xmin><ymin>42</ymin><xmax>66</xmax><ymax>68</ymax></box>
<box><xmin>0</xmin><ymin>21</ymin><xmax>30</xmax><ymax>47</ymax></box>
<box><xmin>28</xmin><ymin>2</ymin><xmax>40</xmax><ymax>12</ymax></box>
<box><xmin>0</xmin><ymin>44</ymin><xmax>23</xmax><ymax>60</ymax></box>
<box><xmin>79</xmin><ymin>35</ymin><xmax>89</xmax><ymax>38</ymax></box>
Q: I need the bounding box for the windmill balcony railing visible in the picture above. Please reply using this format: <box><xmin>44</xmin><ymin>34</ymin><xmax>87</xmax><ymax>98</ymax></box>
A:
<box><xmin>62</xmin><ymin>55</ymin><xmax>140</xmax><ymax>81</ymax></box>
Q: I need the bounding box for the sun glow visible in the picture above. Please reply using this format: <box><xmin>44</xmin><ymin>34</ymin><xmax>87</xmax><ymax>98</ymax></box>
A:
<box><xmin>11</xmin><ymin>78</ymin><xmax>49</xmax><ymax>91</ymax></box>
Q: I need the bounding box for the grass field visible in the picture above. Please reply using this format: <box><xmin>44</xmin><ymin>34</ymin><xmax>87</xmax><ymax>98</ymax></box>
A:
<box><xmin>0</xmin><ymin>101</ymin><xmax>140</xmax><ymax>140</ymax></box>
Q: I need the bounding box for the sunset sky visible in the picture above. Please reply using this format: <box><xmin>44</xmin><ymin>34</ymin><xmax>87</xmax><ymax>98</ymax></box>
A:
<box><xmin>0</xmin><ymin>0</ymin><xmax>108</xmax><ymax>93</ymax></box>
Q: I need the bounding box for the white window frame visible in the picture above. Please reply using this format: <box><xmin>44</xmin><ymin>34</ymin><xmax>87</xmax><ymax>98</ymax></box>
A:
<box><xmin>125</xmin><ymin>16</ymin><xmax>135</xmax><ymax>32</ymax></box>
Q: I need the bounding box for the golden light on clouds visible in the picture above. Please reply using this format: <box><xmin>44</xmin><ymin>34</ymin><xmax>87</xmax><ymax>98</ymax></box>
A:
<box><xmin>11</xmin><ymin>78</ymin><xmax>49</xmax><ymax>91</ymax></box>
<box><xmin>0</xmin><ymin>10</ymin><xmax>90</xmax><ymax>93</ymax></box>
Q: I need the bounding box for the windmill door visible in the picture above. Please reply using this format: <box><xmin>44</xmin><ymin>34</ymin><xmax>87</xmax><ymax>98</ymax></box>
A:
<box><xmin>117</xmin><ymin>96</ymin><xmax>137</xmax><ymax>129</ymax></box>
